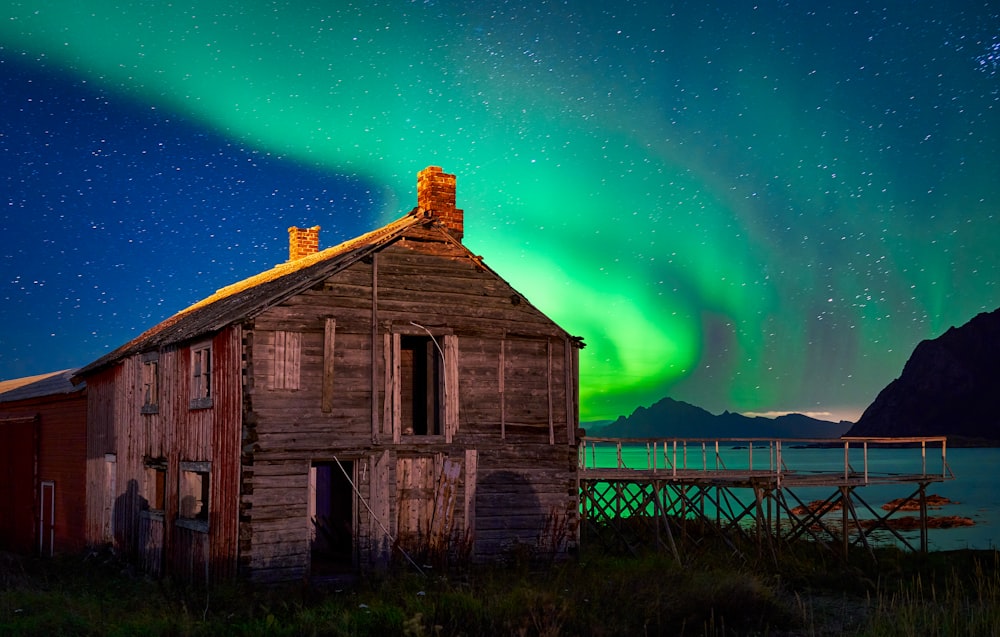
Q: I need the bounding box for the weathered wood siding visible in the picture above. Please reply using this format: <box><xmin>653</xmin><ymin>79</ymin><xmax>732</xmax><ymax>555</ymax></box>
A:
<box><xmin>35</xmin><ymin>392</ymin><xmax>88</xmax><ymax>554</ymax></box>
<box><xmin>84</xmin><ymin>327</ymin><xmax>242</xmax><ymax>580</ymax></box>
<box><xmin>241</xmin><ymin>236</ymin><xmax>580</xmax><ymax>580</ymax></box>
<box><xmin>0</xmin><ymin>417</ymin><xmax>36</xmax><ymax>552</ymax></box>
<box><xmin>1</xmin><ymin>390</ymin><xmax>88</xmax><ymax>555</ymax></box>
<box><xmin>84</xmin><ymin>364</ymin><xmax>119</xmax><ymax>546</ymax></box>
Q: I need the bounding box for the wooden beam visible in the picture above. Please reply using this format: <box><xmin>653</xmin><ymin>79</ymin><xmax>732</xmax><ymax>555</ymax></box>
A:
<box><xmin>321</xmin><ymin>318</ymin><xmax>336</xmax><ymax>413</ymax></box>
<box><xmin>371</xmin><ymin>254</ymin><xmax>379</xmax><ymax>443</ymax></box>
<box><xmin>443</xmin><ymin>334</ymin><xmax>459</xmax><ymax>443</ymax></box>
<box><xmin>499</xmin><ymin>332</ymin><xmax>506</xmax><ymax>440</ymax></box>
<box><xmin>547</xmin><ymin>339</ymin><xmax>554</xmax><ymax>445</ymax></box>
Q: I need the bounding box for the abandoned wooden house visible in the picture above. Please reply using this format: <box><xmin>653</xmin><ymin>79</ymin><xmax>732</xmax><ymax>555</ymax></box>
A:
<box><xmin>0</xmin><ymin>369</ymin><xmax>88</xmax><ymax>556</ymax></box>
<box><xmin>73</xmin><ymin>166</ymin><xmax>584</xmax><ymax>582</ymax></box>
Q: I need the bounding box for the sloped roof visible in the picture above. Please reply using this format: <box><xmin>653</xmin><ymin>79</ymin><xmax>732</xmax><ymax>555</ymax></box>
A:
<box><xmin>75</xmin><ymin>210</ymin><xmax>432</xmax><ymax>379</ymax></box>
<box><xmin>0</xmin><ymin>369</ymin><xmax>84</xmax><ymax>403</ymax></box>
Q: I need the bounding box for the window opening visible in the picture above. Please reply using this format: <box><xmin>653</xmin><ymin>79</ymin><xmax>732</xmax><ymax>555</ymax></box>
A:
<box><xmin>141</xmin><ymin>354</ymin><xmax>159</xmax><ymax>414</ymax></box>
<box><xmin>190</xmin><ymin>343</ymin><xmax>213</xmax><ymax>409</ymax></box>
<box><xmin>144</xmin><ymin>458</ymin><xmax>167</xmax><ymax>514</ymax></box>
<box><xmin>400</xmin><ymin>335</ymin><xmax>442</xmax><ymax>436</ymax></box>
<box><xmin>178</xmin><ymin>461</ymin><xmax>210</xmax><ymax>532</ymax></box>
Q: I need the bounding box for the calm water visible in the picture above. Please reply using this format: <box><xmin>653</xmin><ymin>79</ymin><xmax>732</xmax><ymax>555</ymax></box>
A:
<box><xmin>581</xmin><ymin>442</ymin><xmax>1000</xmax><ymax>551</ymax></box>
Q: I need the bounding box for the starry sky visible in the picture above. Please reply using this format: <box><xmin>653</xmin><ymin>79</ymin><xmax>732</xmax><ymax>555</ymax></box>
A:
<box><xmin>2</xmin><ymin>2</ymin><xmax>999</xmax><ymax>423</ymax></box>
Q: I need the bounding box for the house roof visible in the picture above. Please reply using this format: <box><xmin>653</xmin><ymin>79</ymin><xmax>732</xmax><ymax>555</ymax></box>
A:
<box><xmin>74</xmin><ymin>210</ymin><xmax>455</xmax><ymax>379</ymax></box>
<box><xmin>0</xmin><ymin>369</ymin><xmax>84</xmax><ymax>403</ymax></box>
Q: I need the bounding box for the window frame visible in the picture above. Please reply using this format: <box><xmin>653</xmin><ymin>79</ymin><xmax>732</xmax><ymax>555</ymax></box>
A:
<box><xmin>142</xmin><ymin>457</ymin><xmax>167</xmax><ymax>521</ymax></box>
<box><xmin>140</xmin><ymin>351</ymin><xmax>160</xmax><ymax>414</ymax></box>
<box><xmin>399</xmin><ymin>333</ymin><xmax>444</xmax><ymax>438</ymax></box>
<box><xmin>189</xmin><ymin>341</ymin><xmax>213</xmax><ymax>410</ymax></box>
<box><xmin>176</xmin><ymin>460</ymin><xmax>211</xmax><ymax>533</ymax></box>
<box><xmin>386</xmin><ymin>329</ymin><xmax>459</xmax><ymax>443</ymax></box>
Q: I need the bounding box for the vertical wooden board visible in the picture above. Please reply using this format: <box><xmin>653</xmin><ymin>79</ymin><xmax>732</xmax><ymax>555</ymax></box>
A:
<box><xmin>322</xmin><ymin>318</ymin><xmax>336</xmax><ymax>413</ymax></box>
<box><xmin>564</xmin><ymin>338</ymin><xmax>575</xmax><ymax>445</ymax></box>
<box><xmin>443</xmin><ymin>335</ymin><xmax>459</xmax><ymax>442</ymax></box>
<box><xmin>273</xmin><ymin>331</ymin><xmax>285</xmax><ymax>388</ymax></box>
<box><xmin>369</xmin><ymin>450</ymin><xmax>391</xmax><ymax>565</ymax></box>
<box><xmin>499</xmin><ymin>336</ymin><xmax>506</xmax><ymax>439</ymax></box>
<box><xmin>464</xmin><ymin>449</ymin><xmax>477</xmax><ymax>541</ymax></box>
<box><xmin>547</xmin><ymin>339</ymin><xmax>554</xmax><ymax>445</ymax></box>
<box><xmin>286</xmin><ymin>331</ymin><xmax>301</xmax><ymax>390</ymax></box>
<box><xmin>395</xmin><ymin>458</ymin><xmax>410</xmax><ymax>537</ymax></box>
<box><xmin>429</xmin><ymin>456</ymin><xmax>462</xmax><ymax>551</ymax></box>
<box><xmin>370</xmin><ymin>252</ymin><xmax>380</xmax><ymax>445</ymax></box>
<box><xmin>382</xmin><ymin>332</ymin><xmax>400</xmax><ymax>443</ymax></box>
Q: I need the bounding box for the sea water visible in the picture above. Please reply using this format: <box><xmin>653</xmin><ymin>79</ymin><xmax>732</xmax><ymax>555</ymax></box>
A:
<box><xmin>581</xmin><ymin>442</ymin><xmax>1000</xmax><ymax>551</ymax></box>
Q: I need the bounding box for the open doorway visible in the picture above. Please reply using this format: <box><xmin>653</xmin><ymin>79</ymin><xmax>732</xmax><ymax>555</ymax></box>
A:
<box><xmin>309</xmin><ymin>460</ymin><xmax>355</xmax><ymax>575</ymax></box>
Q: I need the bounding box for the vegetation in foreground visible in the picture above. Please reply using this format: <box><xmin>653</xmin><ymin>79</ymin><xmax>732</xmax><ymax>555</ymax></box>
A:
<box><xmin>3</xmin><ymin>541</ymin><xmax>1000</xmax><ymax>636</ymax></box>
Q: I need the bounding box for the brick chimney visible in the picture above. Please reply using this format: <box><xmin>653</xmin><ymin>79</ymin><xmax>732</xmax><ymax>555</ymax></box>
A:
<box><xmin>417</xmin><ymin>166</ymin><xmax>463</xmax><ymax>241</ymax></box>
<box><xmin>287</xmin><ymin>225</ymin><xmax>320</xmax><ymax>261</ymax></box>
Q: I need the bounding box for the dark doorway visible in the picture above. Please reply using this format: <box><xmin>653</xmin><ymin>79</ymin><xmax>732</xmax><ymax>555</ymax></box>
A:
<box><xmin>0</xmin><ymin>420</ymin><xmax>35</xmax><ymax>552</ymax></box>
<box><xmin>310</xmin><ymin>461</ymin><xmax>354</xmax><ymax>575</ymax></box>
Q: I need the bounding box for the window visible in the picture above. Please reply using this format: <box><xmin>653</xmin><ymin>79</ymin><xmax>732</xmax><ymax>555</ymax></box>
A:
<box><xmin>266</xmin><ymin>330</ymin><xmax>301</xmax><ymax>390</ymax></box>
<box><xmin>141</xmin><ymin>352</ymin><xmax>159</xmax><ymax>414</ymax></box>
<box><xmin>387</xmin><ymin>332</ymin><xmax>459</xmax><ymax>442</ymax></box>
<box><xmin>177</xmin><ymin>461</ymin><xmax>210</xmax><ymax>532</ymax></box>
<box><xmin>143</xmin><ymin>458</ymin><xmax>166</xmax><ymax>518</ymax></box>
<box><xmin>190</xmin><ymin>342</ymin><xmax>213</xmax><ymax>409</ymax></box>
<box><xmin>400</xmin><ymin>335</ymin><xmax>442</xmax><ymax>436</ymax></box>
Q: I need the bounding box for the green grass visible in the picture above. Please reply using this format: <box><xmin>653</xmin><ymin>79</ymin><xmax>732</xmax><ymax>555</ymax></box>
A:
<box><xmin>3</xmin><ymin>545</ymin><xmax>1000</xmax><ymax>636</ymax></box>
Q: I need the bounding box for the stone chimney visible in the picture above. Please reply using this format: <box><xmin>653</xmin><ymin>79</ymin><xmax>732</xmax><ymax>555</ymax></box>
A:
<box><xmin>287</xmin><ymin>225</ymin><xmax>320</xmax><ymax>261</ymax></box>
<box><xmin>417</xmin><ymin>166</ymin><xmax>463</xmax><ymax>241</ymax></box>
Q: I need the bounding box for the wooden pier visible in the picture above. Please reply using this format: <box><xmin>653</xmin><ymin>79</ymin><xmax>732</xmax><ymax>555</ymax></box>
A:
<box><xmin>578</xmin><ymin>436</ymin><xmax>955</xmax><ymax>560</ymax></box>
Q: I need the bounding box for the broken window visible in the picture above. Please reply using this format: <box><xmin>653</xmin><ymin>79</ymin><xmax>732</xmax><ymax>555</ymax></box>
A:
<box><xmin>141</xmin><ymin>352</ymin><xmax>159</xmax><ymax>414</ymax></box>
<box><xmin>386</xmin><ymin>332</ymin><xmax>459</xmax><ymax>442</ymax></box>
<box><xmin>178</xmin><ymin>461</ymin><xmax>210</xmax><ymax>532</ymax></box>
<box><xmin>143</xmin><ymin>458</ymin><xmax>166</xmax><ymax>517</ymax></box>
<box><xmin>400</xmin><ymin>335</ymin><xmax>443</xmax><ymax>436</ymax></box>
<box><xmin>190</xmin><ymin>342</ymin><xmax>213</xmax><ymax>409</ymax></box>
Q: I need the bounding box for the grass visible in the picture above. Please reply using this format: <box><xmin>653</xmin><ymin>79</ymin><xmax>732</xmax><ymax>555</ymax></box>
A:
<box><xmin>3</xmin><ymin>543</ymin><xmax>1000</xmax><ymax>636</ymax></box>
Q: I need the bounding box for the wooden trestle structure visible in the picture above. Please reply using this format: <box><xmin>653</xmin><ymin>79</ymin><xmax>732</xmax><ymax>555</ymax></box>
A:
<box><xmin>578</xmin><ymin>436</ymin><xmax>955</xmax><ymax>561</ymax></box>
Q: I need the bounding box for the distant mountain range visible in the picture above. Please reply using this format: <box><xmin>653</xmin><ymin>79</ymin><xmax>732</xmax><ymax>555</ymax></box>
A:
<box><xmin>586</xmin><ymin>396</ymin><xmax>852</xmax><ymax>439</ymax></box>
<box><xmin>846</xmin><ymin>307</ymin><xmax>1000</xmax><ymax>443</ymax></box>
<box><xmin>588</xmin><ymin>306</ymin><xmax>1000</xmax><ymax>444</ymax></box>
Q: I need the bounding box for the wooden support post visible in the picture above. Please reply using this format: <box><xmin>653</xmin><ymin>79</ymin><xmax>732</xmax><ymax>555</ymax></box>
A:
<box><xmin>919</xmin><ymin>482</ymin><xmax>928</xmax><ymax>553</ymax></box>
<box><xmin>841</xmin><ymin>486</ymin><xmax>850</xmax><ymax>557</ymax></box>
<box><xmin>321</xmin><ymin>318</ymin><xmax>336</xmax><ymax>413</ymax></box>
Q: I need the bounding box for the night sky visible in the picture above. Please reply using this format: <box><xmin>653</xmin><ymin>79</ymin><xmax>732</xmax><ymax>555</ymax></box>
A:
<box><xmin>2</xmin><ymin>2</ymin><xmax>998</xmax><ymax>423</ymax></box>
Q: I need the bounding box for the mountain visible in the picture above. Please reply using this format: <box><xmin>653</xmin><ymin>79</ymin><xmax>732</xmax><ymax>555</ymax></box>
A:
<box><xmin>589</xmin><ymin>396</ymin><xmax>852</xmax><ymax>439</ymax></box>
<box><xmin>846</xmin><ymin>307</ymin><xmax>1000</xmax><ymax>442</ymax></box>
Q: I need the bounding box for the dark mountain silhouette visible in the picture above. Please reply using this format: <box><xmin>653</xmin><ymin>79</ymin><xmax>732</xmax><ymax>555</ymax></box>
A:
<box><xmin>588</xmin><ymin>396</ymin><xmax>852</xmax><ymax>439</ymax></box>
<box><xmin>846</xmin><ymin>307</ymin><xmax>1000</xmax><ymax>442</ymax></box>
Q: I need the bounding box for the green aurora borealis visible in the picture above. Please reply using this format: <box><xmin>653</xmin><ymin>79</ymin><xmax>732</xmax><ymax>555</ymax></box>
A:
<box><xmin>3</xmin><ymin>2</ymin><xmax>999</xmax><ymax>422</ymax></box>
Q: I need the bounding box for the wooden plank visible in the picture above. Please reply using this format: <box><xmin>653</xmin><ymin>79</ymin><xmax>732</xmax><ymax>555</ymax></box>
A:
<box><xmin>429</xmin><ymin>457</ymin><xmax>462</xmax><ymax>552</ymax></box>
<box><xmin>371</xmin><ymin>253</ymin><xmax>380</xmax><ymax>444</ymax></box>
<box><xmin>370</xmin><ymin>451</ymin><xmax>391</xmax><ymax>565</ymax></box>
<box><xmin>547</xmin><ymin>339</ymin><xmax>554</xmax><ymax>445</ymax></box>
<box><xmin>499</xmin><ymin>335</ymin><xmax>506</xmax><ymax>439</ymax></box>
<box><xmin>322</xmin><ymin>318</ymin><xmax>336</xmax><ymax>413</ymax></box>
<box><xmin>464</xmin><ymin>449</ymin><xmax>477</xmax><ymax>540</ymax></box>
<box><xmin>443</xmin><ymin>334</ymin><xmax>459</xmax><ymax>443</ymax></box>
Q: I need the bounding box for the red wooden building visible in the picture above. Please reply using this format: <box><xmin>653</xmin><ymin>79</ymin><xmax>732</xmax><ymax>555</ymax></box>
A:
<box><xmin>74</xmin><ymin>167</ymin><xmax>583</xmax><ymax>582</ymax></box>
<box><xmin>0</xmin><ymin>369</ymin><xmax>87</xmax><ymax>555</ymax></box>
